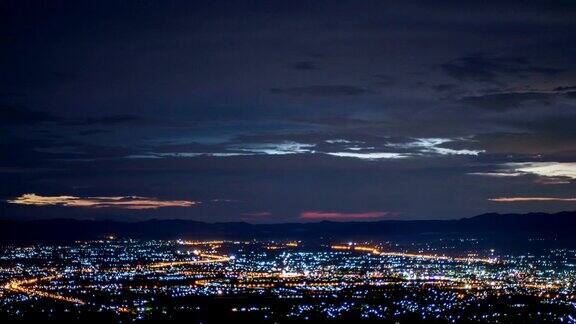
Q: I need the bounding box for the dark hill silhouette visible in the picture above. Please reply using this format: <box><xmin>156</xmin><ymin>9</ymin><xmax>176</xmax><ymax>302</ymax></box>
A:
<box><xmin>1</xmin><ymin>211</ymin><xmax>575</xmax><ymax>244</ymax></box>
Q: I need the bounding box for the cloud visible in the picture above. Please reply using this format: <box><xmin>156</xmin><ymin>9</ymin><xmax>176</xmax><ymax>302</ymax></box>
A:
<box><xmin>0</xmin><ymin>104</ymin><xmax>56</xmax><ymax>126</ymax></box>
<box><xmin>68</xmin><ymin>114</ymin><xmax>143</xmax><ymax>126</ymax></box>
<box><xmin>129</xmin><ymin>152</ymin><xmax>249</xmax><ymax>159</ymax></box>
<box><xmin>472</xmin><ymin>162</ymin><xmax>576</xmax><ymax>182</ymax></box>
<box><xmin>291</xmin><ymin>61</ymin><xmax>317</xmax><ymax>70</ymax></box>
<box><xmin>458</xmin><ymin>92</ymin><xmax>553</xmax><ymax>111</ymax></box>
<box><xmin>468</xmin><ymin>172</ymin><xmax>522</xmax><ymax>178</ymax></box>
<box><xmin>130</xmin><ymin>142</ymin><xmax>316</xmax><ymax>159</ymax></box>
<box><xmin>127</xmin><ymin>136</ymin><xmax>484</xmax><ymax>161</ymax></box>
<box><xmin>389</xmin><ymin>138</ymin><xmax>483</xmax><ymax>156</ymax></box>
<box><xmin>78</xmin><ymin>129</ymin><xmax>109</xmax><ymax>136</ymax></box>
<box><xmin>441</xmin><ymin>54</ymin><xmax>564</xmax><ymax>83</ymax></box>
<box><xmin>432</xmin><ymin>84</ymin><xmax>457</xmax><ymax>93</ymax></box>
<box><xmin>232</xmin><ymin>142</ymin><xmax>315</xmax><ymax>155</ymax></box>
<box><xmin>270</xmin><ymin>85</ymin><xmax>372</xmax><ymax>96</ymax></box>
<box><xmin>489</xmin><ymin>197</ymin><xmax>576</xmax><ymax>202</ymax></box>
<box><xmin>554</xmin><ymin>85</ymin><xmax>576</xmax><ymax>92</ymax></box>
<box><xmin>7</xmin><ymin>193</ymin><xmax>196</xmax><ymax>209</ymax></box>
<box><xmin>372</xmin><ymin>74</ymin><xmax>396</xmax><ymax>86</ymax></box>
<box><xmin>300</xmin><ymin>211</ymin><xmax>392</xmax><ymax>221</ymax></box>
<box><xmin>508</xmin><ymin>162</ymin><xmax>576</xmax><ymax>179</ymax></box>
<box><xmin>0</xmin><ymin>105</ymin><xmax>145</xmax><ymax>129</ymax></box>
<box><xmin>534</xmin><ymin>177</ymin><xmax>572</xmax><ymax>185</ymax></box>
<box><xmin>325</xmin><ymin>152</ymin><xmax>409</xmax><ymax>160</ymax></box>
<box><xmin>468</xmin><ymin>131</ymin><xmax>576</xmax><ymax>156</ymax></box>
<box><xmin>240</xmin><ymin>212</ymin><xmax>272</xmax><ymax>222</ymax></box>
<box><xmin>242</xmin><ymin>211</ymin><xmax>272</xmax><ymax>217</ymax></box>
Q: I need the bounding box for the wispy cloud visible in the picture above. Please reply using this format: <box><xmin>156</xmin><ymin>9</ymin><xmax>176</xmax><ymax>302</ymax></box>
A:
<box><xmin>440</xmin><ymin>54</ymin><xmax>563</xmax><ymax>84</ymax></box>
<box><xmin>239</xmin><ymin>211</ymin><xmax>273</xmax><ymax>222</ymax></box>
<box><xmin>325</xmin><ymin>152</ymin><xmax>409</xmax><ymax>160</ymax></box>
<box><xmin>468</xmin><ymin>172</ymin><xmax>522</xmax><ymax>177</ymax></box>
<box><xmin>472</xmin><ymin>162</ymin><xmax>576</xmax><ymax>182</ymax></box>
<box><xmin>300</xmin><ymin>211</ymin><xmax>392</xmax><ymax>221</ymax></box>
<box><xmin>290</xmin><ymin>61</ymin><xmax>318</xmax><ymax>70</ymax></box>
<box><xmin>489</xmin><ymin>196</ymin><xmax>576</xmax><ymax>202</ymax></box>
<box><xmin>128</xmin><ymin>142</ymin><xmax>315</xmax><ymax>159</ymax></box>
<box><xmin>127</xmin><ymin>137</ymin><xmax>482</xmax><ymax>161</ymax></box>
<box><xmin>7</xmin><ymin>193</ymin><xmax>196</xmax><ymax>209</ymax></box>
<box><xmin>511</xmin><ymin>162</ymin><xmax>576</xmax><ymax>179</ymax></box>
<box><xmin>231</xmin><ymin>142</ymin><xmax>315</xmax><ymax>155</ymax></box>
<box><xmin>389</xmin><ymin>138</ymin><xmax>483</xmax><ymax>156</ymax></box>
<box><xmin>458</xmin><ymin>92</ymin><xmax>553</xmax><ymax>111</ymax></box>
<box><xmin>128</xmin><ymin>152</ymin><xmax>248</xmax><ymax>158</ymax></box>
<box><xmin>270</xmin><ymin>85</ymin><xmax>372</xmax><ymax>96</ymax></box>
<box><xmin>242</xmin><ymin>211</ymin><xmax>271</xmax><ymax>217</ymax></box>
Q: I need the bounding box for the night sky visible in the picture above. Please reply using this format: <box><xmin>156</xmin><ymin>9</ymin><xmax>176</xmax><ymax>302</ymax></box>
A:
<box><xmin>2</xmin><ymin>0</ymin><xmax>576</xmax><ymax>223</ymax></box>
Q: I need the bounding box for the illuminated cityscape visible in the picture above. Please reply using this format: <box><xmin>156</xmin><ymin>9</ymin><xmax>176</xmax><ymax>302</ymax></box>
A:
<box><xmin>1</xmin><ymin>238</ymin><xmax>575</xmax><ymax>322</ymax></box>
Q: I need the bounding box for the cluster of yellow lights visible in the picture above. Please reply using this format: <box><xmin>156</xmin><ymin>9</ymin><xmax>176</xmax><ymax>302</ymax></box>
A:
<box><xmin>178</xmin><ymin>240</ymin><xmax>225</xmax><ymax>246</ymax></box>
<box><xmin>149</xmin><ymin>253</ymin><xmax>230</xmax><ymax>268</ymax></box>
<box><xmin>4</xmin><ymin>276</ymin><xmax>85</xmax><ymax>305</ymax></box>
<box><xmin>4</xmin><ymin>245</ymin><xmax>231</xmax><ymax>310</ymax></box>
<box><xmin>264</xmin><ymin>242</ymin><xmax>299</xmax><ymax>250</ymax></box>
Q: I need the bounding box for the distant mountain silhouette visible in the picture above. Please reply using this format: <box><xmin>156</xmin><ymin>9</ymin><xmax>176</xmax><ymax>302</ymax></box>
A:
<box><xmin>1</xmin><ymin>211</ymin><xmax>575</xmax><ymax>244</ymax></box>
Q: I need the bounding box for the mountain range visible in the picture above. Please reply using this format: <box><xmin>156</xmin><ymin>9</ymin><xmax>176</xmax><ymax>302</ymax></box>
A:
<box><xmin>1</xmin><ymin>211</ymin><xmax>576</xmax><ymax>244</ymax></box>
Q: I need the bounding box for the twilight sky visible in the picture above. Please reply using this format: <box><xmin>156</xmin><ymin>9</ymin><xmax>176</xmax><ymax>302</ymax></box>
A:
<box><xmin>2</xmin><ymin>0</ymin><xmax>576</xmax><ymax>223</ymax></box>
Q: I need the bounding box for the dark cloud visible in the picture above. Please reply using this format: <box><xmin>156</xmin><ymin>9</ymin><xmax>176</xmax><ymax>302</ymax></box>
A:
<box><xmin>0</xmin><ymin>104</ymin><xmax>56</xmax><ymax>126</ymax></box>
<box><xmin>457</xmin><ymin>83</ymin><xmax>576</xmax><ymax>111</ymax></box>
<box><xmin>441</xmin><ymin>54</ymin><xmax>565</xmax><ymax>83</ymax></box>
<box><xmin>372</xmin><ymin>74</ymin><xmax>396</xmax><ymax>87</ymax></box>
<box><xmin>468</xmin><ymin>132</ymin><xmax>576</xmax><ymax>157</ymax></box>
<box><xmin>553</xmin><ymin>85</ymin><xmax>576</xmax><ymax>92</ymax></box>
<box><xmin>68</xmin><ymin>114</ymin><xmax>143</xmax><ymax>126</ymax></box>
<box><xmin>78</xmin><ymin>129</ymin><xmax>109</xmax><ymax>136</ymax></box>
<box><xmin>432</xmin><ymin>84</ymin><xmax>457</xmax><ymax>93</ymax></box>
<box><xmin>458</xmin><ymin>92</ymin><xmax>554</xmax><ymax>111</ymax></box>
<box><xmin>291</xmin><ymin>61</ymin><xmax>318</xmax><ymax>70</ymax></box>
<box><xmin>270</xmin><ymin>85</ymin><xmax>373</xmax><ymax>97</ymax></box>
